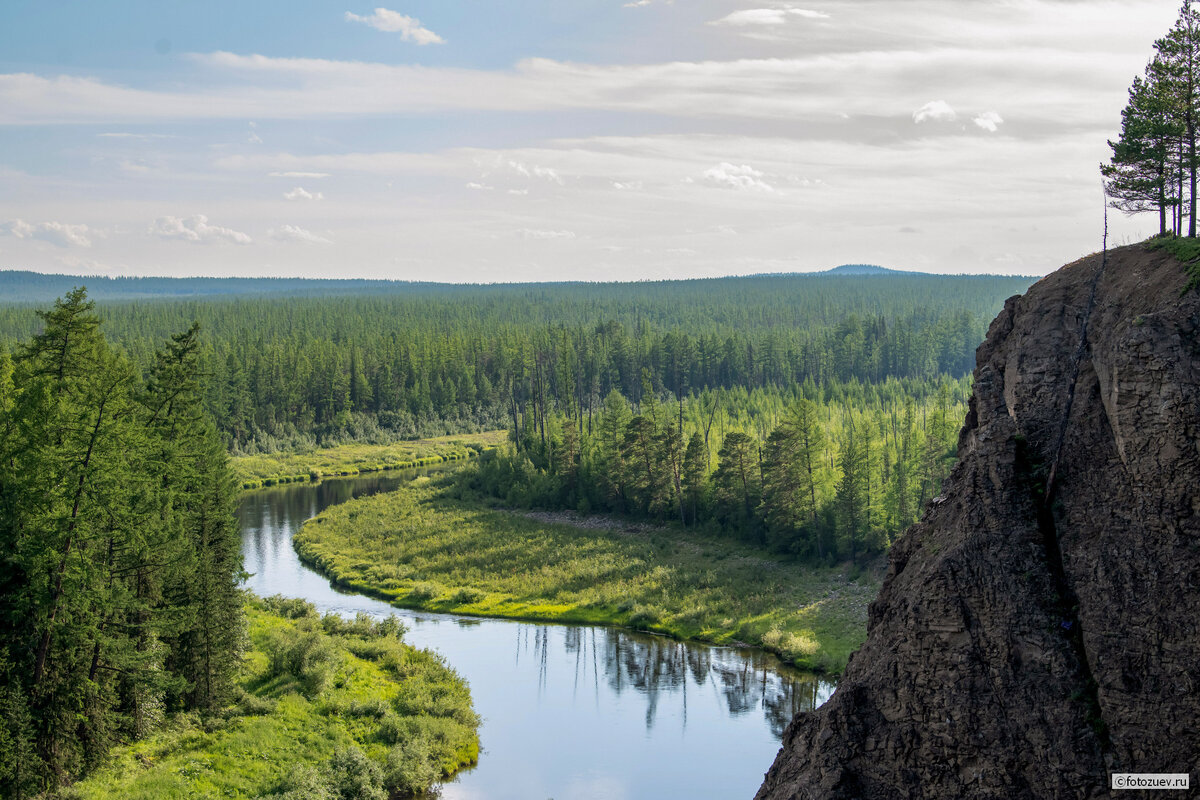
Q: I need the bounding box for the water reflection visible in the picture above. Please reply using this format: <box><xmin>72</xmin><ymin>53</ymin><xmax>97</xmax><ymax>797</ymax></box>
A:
<box><xmin>239</xmin><ymin>473</ymin><xmax>834</xmax><ymax>800</ymax></box>
<box><xmin>518</xmin><ymin>623</ymin><xmax>829</xmax><ymax>739</ymax></box>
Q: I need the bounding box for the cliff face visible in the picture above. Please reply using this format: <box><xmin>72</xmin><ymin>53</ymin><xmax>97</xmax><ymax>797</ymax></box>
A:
<box><xmin>757</xmin><ymin>245</ymin><xmax>1200</xmax><ymax>799</ymax></box>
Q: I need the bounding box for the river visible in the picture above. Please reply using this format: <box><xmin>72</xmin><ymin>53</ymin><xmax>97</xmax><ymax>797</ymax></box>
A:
<box><xmin>239</xmin><ymin>470</ymin><xmax>834</xmax><ymax>800</ymax></box>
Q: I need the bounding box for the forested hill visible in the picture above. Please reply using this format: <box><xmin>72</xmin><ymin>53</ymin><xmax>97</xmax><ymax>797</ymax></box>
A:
<box><xmin>0</xmin><ymin>268</ymin><xmax>1017</xmax><ymax>303</ymax></box>
<box><xmin>0</xmin><ymin>272</ymin><xmax>1035</xmax><ymax>452</ymax></box>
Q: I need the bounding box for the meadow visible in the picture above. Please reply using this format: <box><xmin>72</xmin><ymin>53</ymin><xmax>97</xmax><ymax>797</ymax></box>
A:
<box><xmin>231</xmin><ymin>431</ymin><xmax>508</xmax><ymax>489</ymax></box>
<box><xmin>294</xmin><ymin>475</ymin><xmax>881</xmax><ymax>673</ymax></box>
<box><xmin>66</xmin><ymin>596</ymin><xmax>480</xmax><ymax>800</ymax></box>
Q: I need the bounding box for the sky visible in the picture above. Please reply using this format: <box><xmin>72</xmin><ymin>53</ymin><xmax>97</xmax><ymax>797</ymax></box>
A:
<box><xmin>0</xmin><ymin>0</ymin><xmax>1184</xmax><ymax>281</ymax></box>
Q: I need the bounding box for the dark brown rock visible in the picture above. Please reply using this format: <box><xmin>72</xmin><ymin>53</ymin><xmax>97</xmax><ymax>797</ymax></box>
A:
<box><xmin>756</xmin><ymin>245</ymin><xmax>1200</xmax><ymax>800</ymax></box>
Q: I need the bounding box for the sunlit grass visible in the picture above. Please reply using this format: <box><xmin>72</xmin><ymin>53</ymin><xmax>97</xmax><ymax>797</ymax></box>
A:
<box><xmin>67</xmin><ymin>596</ymin><xmax>479</xmax><ymax>799</ymax></box>
<box><xmin>295</xmin><ymin>475</ymin><xmax>879</xmax><ymax>673</ymax></box>
<box><xmin>231</xmin><ymin>430</ymin><xmax>508</xmax><ymax>489</ymax></box>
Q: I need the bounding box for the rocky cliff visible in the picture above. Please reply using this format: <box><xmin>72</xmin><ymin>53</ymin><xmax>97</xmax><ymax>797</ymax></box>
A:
<box><xmin>757</xmin><ymin>245</ymin><xmax>1200</xmax><ymax>799</ymax></box>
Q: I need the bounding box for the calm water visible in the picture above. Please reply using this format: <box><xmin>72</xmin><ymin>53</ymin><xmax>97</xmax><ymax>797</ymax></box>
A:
<box><xmin>239</xmin><ymin>472</ymin><xmax>834</xmax><ymax>800</ymax></box>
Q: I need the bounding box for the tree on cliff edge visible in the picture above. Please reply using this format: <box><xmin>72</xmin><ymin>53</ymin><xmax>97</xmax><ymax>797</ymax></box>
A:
<box><xmin>1104</xmin><ymin>0</ymin><xmax>1200</xmax><ymax>235</ymax></box>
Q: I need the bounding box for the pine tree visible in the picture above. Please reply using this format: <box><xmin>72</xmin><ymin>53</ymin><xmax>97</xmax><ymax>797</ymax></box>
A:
<box><xmin>836</xmin><ymin>417</ymin><xmax>868</xmax><ymax>565</ymax></box>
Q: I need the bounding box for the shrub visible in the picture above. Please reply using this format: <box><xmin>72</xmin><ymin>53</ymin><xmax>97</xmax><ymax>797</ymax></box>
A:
<box><xmin>270</xmin><ymin>764</ymin><xmax>334</xmax><ymax>800</ymax></box>
<box><xmin>261</xmin><ymin>595</ymin><xmax>318</xmax><ymax>620</ymax></box>
<box><xmin>384</xmin><ymin>738</ymin><xmax>440</xmax><ymax>796</ymax></box>
<box><xmin>265</xmin><ymin>628</ymin><xmax>339</xmax><ymax>697</ymax></box>
<box><xmin>407</xmin><ymin>582</ymin><xmax>440</xmax><ymax>602</ymax></box>
<box><xmin>326</xmin><ymin>747</ymin><xmax>386</xmax><ymax>800</ymax></box>
<box><xmin>450</xmin><ymin>586</ymin><xmax>485</xmax><ymax>605</ymax></box>
<box><xmin>232</xmin><ymin>687</ymin><xmax>275</xmax><ymax>717</ymax></box>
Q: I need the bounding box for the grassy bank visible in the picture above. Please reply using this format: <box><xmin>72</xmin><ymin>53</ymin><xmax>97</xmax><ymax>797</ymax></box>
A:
<box><xmin>231</xmin><ymin>431</ymin><xmax>508</xmax><ymax>489</ymax></box>
<box><xmin>294</xmin><ymin>475</ymin><xmax>879</xmax><ymax>673</ymax></box>
<box><xmin>67</xmin><ymin>596</ymin><xmax>479</xmax><ymax>800</ymax></box>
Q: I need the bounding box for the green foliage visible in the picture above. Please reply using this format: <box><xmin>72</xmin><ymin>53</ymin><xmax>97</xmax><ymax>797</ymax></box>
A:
<box><xmin>0</xmin><ymin>274</ymin><xmax>1028</xmax><ymax>452</ymax></box>
<box><xmin>0</xmin><ymin>289</ymin><xmax>244</xmax><ymax>796</ymax></box>
<box><xmin>68</xmin><ymin>598</ymin><xmax>479</xmax><ymax>799</ymax></box>
<box><xmin>466</xmin><ymin>378</ymin><xmax>964</xmax><ymax>566</ymax></box>
<box><xmin>1147</xmin><ymin>233</ymin><xmax>1200</xmax><ymax>289</ymax></box>
<box><xmin>295</xmin><ymin>476</ymin><xmax>880</xmax><ymax>672</ymax></box>
<box><xmin>1103</xmin><ymin>0</ymin><xmax>1200</xmax><ymax>237</ymax></box>
<box><xmin>231</xmin><ymin>431</ymin><xmax>507</xmax><ymax>489</ymax></box>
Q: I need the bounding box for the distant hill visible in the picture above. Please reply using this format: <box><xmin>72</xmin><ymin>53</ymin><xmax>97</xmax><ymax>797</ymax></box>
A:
<box><xmin>0</xmin><ymin>270</ymin><xmax>422</xmax><ymax>304</ymax></box>
<box><xmin>0</xmin><ymin>265</ymin><xmax>1014</xmax><ymax>305</ymax></box>
<box><xmin>820</xmin><ymin>264</ymin><xmax>923</xmax><ymax>276</ymax></box>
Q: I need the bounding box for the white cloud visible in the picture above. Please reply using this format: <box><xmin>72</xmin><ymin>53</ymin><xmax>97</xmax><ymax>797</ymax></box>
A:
<box><xmin>712</xmin><ymin>7</ymin><xmax>829</xmax><ymax>26</ymax></box>
<box><xmin>269</xmin><ymin>225</ymin><xmax>333</xmax><ymax>244</ymax></box>
<box><xmin>344</xmin><ymin>8</ymin><xmax>445</xmax><ymax>44</ymax></box>
<box><xmin>151</xmin><ymin>215</ymin><xmax>252</xmax><ymax>245</ymax></box>
<box><xmin>466</xmin><ymin>181</ymin><xmax>493</xmax><ymax>190</ymax></box>
<box><xmin>913</xmin><ymin>100</ymin><xmax>957</xmax><ymax>124</ymax></box>
<box><xmin>517</xmin><ymin>228</ymin><xmax>576</xmax><ymax>240</ymax></box>
<box><xmin>247</xmin><ymin>121</ymin><xmax>262</xmax><ymax>144</ymax></box>
<box><xmin>1</xmin><ymin>219</ymin><xmax>34</xmax><ymax>239</ymax></box>
<box><xmin>973</xmin><ymin>110</ymin><xmax>1004</xmax><ymax>132</ymax></box>
<box><xmin>503</xmin><ymin>160</ymin><xmax>564</xmax><ymax>184</ymax></box>
<box><xmin>283</xmin><ymin>186</ymin><xmax>324</xmax><ymax>201</ymax></box>
<box><xmin>701</xmin><ymin>163</ymin><xmax>776</xmax><ymax>192</ymax></box>
<box><xmin>1</xmin><ymin>218</ymin><xmax>93</xmax><ymax>247</ymax></box>
<box><xmin>269</xmin><ymin>171</ymin><xmax>331</xmax><ymax>178</ymax></box>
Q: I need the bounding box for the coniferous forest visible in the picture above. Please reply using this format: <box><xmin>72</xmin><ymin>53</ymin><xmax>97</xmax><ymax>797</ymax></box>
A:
<box><xmin>0</xmin><ymin>270</ymin><xmax>1031</xmax><ymax>796</ymax></box>
<box><xmin>0</xmin><ymin>291</ymin><xmax>243</xmax><ymax>796</ymax></box>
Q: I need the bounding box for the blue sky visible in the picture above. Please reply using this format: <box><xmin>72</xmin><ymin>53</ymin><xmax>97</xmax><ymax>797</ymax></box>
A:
<box><xmin>0</xmin><ymin>0</ymin><xmax>1182</xmax><ymax>280</ymax></box>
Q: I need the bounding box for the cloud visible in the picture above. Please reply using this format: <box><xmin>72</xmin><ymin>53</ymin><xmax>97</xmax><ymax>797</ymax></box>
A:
<box><xmin>517</xmin><ymin>228</ymin><xmax>576</xmax><ymax>240</ymax></box>
<box><xmin>712</xmin><ymin>7</ymin><xmax>829</xmax><ymax>26</ymax></box>
<box><xmin>269</xmin><ymin>171</ymin><xmax>330</xmax><ymax>178</ymax></box>
<box><xmin>344</xmin><ymin>8</ymin><xmax>444</xmax><ymax>44</ymax></box>
<box><xmin>504</xmin><ymin>160</ymin><xmax>564</xmax><ymax>184</ymax></box>
<box><xmin>151</xmin><ymin>215</ymin><xmax>252</xmax><ymax>244</ymax></box>
<box><xmin>247</xmin><ymin>120</ymin><xmax>262</xmax><ymax>144</ymax></box>
<box><xmin>283</xmin><ymin>186</ymin><xmax>324</xmax><ymax>201</ymax></box>
<box><xmin>913</xmin><ymin>100</ymin><xmax>957</xmax><ymax>124</ymax></box>
<box><xmin>269</xmin><ymin>225</ymin><xmax>333</xmax><ymax>244</ymax></box>
<box><xmin>701</xmin><ymin>163</ymin><xmax>776</xmax><ymax>192</ymax></box>
<box><xmin>1</xmin><ymin>218</ymin><xmax>93</xmax><ymax>247</ymax></box>
<box><xmin>973</xmin><ymin>110</ymin><xmax>1004</xmax><ymax>132</ymax></box>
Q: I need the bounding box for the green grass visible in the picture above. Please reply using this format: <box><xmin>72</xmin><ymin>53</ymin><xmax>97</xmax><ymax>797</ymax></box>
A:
<box><xmin>67</xmin><ymin>596</ymin><xmax>479</xmax><ymax>799</ymax></box>
<box><xmin>1145</xmin><ymin>233</ymin><xmax>1200</xmax><ymax>290</ymax></box>
<box><xmin>294</xmin><ymin>475</ymin><xmax>880</xmax><ymax>673</ymax></box>
<box><xmin>231</xmin><ymin>431</ymin><xmax>508</xmax><ymax>489</ymax></box>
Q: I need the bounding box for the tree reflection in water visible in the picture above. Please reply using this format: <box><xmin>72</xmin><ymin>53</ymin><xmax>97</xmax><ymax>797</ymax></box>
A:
<box><xmin>518</xmin><ymin>621</ymin><xmax>834</xmax><ymax>737</ymax></box>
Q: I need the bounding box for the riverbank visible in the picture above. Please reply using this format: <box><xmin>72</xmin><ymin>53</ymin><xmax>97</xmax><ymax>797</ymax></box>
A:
<box><xmin>67</xmin><ymin>595</ymin><xmax>479</xmax><ymax>800</ymax></box>
<box><xmin>231</xmin><ymin>431</ymin><xmax>508</xmax><ymax>489</ymax></box>
<box><xmin>294</xmin><ymin>475</ymin><xmax>880</xmax><ymax>673</ymax></box>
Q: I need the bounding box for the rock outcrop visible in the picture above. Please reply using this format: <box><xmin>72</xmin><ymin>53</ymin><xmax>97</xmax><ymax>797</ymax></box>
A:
<box><xmin>757</xmin><ymin>245</ymin><xmax>1200</xmax><ymax>799</ymax></box>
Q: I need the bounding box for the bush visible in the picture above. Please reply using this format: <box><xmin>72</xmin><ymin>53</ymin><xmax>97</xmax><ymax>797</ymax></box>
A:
<box><xmin>449</xmin><ymin>586</ymin><xmax>485</xmax><ymax>605</ymax></box>
<box><xmin>270</xmin><ymin>765</ymin><xmax>334</xmax><ymax>800</ymax></box>
<box><xmin>326</xmin><ymin>747</ymin><xmax>386</xmax><ymax>800</ymax></box>
<box><xmin>265</xmin><ymin>628</ymin><xmax>339</xmax><ymax>697</ymax></box>
<box><xmin>384</xmin><ymin>738</ymin><xmax>440</xmax><ymax>796</ymax></box>
<box><xmin>232</xmin><ymin>687</ymin><xmax>275</xmax><ymax>717</ymax></box>
<box><xmin>407</xmin><ymin>582</ymin><xmax>440</xmax><ymax>602</ymax></box>
<box><xmin>261</xmin><ymin>595</ymin><xmax>319</xmax><ymax>620</ymax></box>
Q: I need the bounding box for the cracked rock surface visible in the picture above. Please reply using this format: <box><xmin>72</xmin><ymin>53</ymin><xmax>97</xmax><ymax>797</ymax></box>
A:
<box><xmin>756</xmin><ymin>245</ymin><xmax>1200</xmax><ymax>800</ymax></box>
